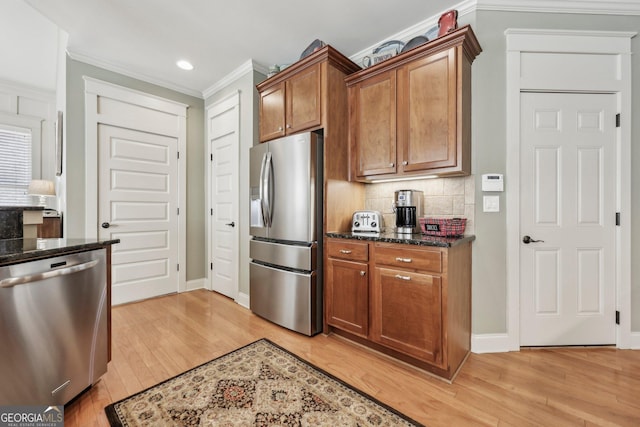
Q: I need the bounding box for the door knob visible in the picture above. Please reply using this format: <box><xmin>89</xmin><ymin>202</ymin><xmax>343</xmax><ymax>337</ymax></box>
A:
<box><xmin>225</xmin><ymin>222</ymin><xmax>235</xmax><ymax>227</ymax></box>
<box><xmin>522</xmin><ymin>235</ymin><xmax>544</xmax><ymax>244</ymax></box>
<box><xmin>101</xmin><ymin>222</ymin><xmax>110</xmax><ymax>229</ymax></box>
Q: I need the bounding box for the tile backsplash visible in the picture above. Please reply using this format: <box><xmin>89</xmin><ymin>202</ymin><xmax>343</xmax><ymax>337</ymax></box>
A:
<box><xmin>364</xmin><ymin>175</ymin><xmax>475</xmax><ymax>235</ymax></box>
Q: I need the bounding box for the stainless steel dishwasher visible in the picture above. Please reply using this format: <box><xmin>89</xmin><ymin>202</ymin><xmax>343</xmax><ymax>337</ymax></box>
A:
<box><xmin>0</xmin><ymin>249</ymin><xmax>108</xmax><ymax>405</ymax></box>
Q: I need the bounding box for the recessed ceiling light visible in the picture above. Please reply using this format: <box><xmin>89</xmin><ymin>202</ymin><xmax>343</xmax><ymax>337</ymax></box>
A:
<box><xmin>176</xmin><ymin>60</ymin><xmax>194</xmax><ymax>71</ymax></box>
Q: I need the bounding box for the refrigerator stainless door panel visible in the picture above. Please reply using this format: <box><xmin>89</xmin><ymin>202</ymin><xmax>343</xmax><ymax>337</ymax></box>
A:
<box><xmin>250</xmin><ymin>261</ymin><xmax>320</xmax><ymax>336</ymax></box>
<box><xmin>268</xmin><ymin>133</ymin><xmax>319</xmax><ymax>242</ymax></box>
<box><xmin>250</xmin><ymin>239</ymin><xmax>316</xmax><ymax>271</ymax></box>
<box><xmin>249</xmin><ymin>143</ymin><xmax>269</xmax><ymax>238</ymax></box>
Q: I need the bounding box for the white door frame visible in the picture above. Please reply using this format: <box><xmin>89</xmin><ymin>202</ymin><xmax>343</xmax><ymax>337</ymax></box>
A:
<box><xmin>505</xmin><ymin>29</ymin><xmax>635</xmax><ymax>350</ymax></box>
<box><xmin>84</xmin><ymin>77</ymin><xmax>188</xmax><ymax>292</ymax></box>
<box><xmin>206</xmin><ymin>91</ymin><xmax>240</xmax><ymax>296</ymax></box>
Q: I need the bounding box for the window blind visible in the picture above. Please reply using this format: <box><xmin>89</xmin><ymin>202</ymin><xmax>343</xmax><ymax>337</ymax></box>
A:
<box><xmin>0</xmin><ymin>124</ymin><xmax>32</xmax><ymax>205</ymax></box>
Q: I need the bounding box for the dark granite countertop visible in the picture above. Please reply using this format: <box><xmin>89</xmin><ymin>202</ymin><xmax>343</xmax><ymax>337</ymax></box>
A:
<box><xmin>326</xmin><ymin>231</ymin><xmax>475</xmax><ymax>247</ymax></box>
<box><xmin>0</xmin><ymin>238</ymin><xmax>120</xmax><ymax>266</ymax></box>
<box><xmin>0</xmin><ymin>206</ymin><xmax>44</xmax><ymax>211</ymax></box>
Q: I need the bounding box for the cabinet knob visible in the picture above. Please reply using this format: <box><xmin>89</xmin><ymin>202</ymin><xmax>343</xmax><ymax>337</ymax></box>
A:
<box><xmin>360</xmin><ymin>271</ymin><xmax>366</xmax><ymax>276</ymax></box>
<box><xmin>395</xmin><ymin>274</ymin><xmax>412</xmax><ymax>281</ymax></box>
<box><xmin>286</xmin><ymin>124</ymin><xmax>292</xmax><ymax>129</ymax></box>
<box><xmin>389</xmin><ymin>163</ymin><xmax>395</xmax><ymax>167</ymax></box>
<box><xmin>395</xmin><ymin>257</ymin><xmax>412</xmax><ymax>263</ymax></box>
<box><xmin>278</xmin><ymin>126</ymin><xmax>283</xmax><ymax>131</ymax></box>
<box><xmin>402</xmin><ymin>161</ymin><xmax>408</xmax><ymax>166</ymax></box>
<box><xmin>339</xmin><ymin>249</ymin><xmax>352</xmax><ymax>254</ymax></box>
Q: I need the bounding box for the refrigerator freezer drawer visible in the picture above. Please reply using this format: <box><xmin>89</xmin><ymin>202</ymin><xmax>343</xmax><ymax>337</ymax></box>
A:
<box><xmin>250</xmin><ymin>239</ymin><xmax>316</xmax><ymax>271</ymax></box>
<box><xmin>250</xmin><ymin>261</ymin><xmax>320</xmax><ymax>336</ymax></box>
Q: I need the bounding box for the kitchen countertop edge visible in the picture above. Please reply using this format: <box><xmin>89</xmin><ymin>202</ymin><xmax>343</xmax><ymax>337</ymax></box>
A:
<box><xmin>326</xmin><ymin>232</ymin><xmax>475</xmax><ymax>247</ymax></box>
<box><xmin>0</xmin><ymin>238</ymin><xmax>121</xmax><ymax>266</ymax></box>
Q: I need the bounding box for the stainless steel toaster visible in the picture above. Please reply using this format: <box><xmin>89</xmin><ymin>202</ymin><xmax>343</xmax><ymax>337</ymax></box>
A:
<box><xmin>352</xmin><ymin>210</ymin><xmax>384</xmax><ymax>233</ymax></box>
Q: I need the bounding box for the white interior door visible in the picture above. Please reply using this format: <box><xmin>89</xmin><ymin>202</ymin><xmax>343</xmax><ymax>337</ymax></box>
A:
<box><xmin>98</xmin><ymin>124</ymin><xmax>179</xmax><ymax>305</ymax></box>
<box><xmin>208</xmin><ymin>94</ymin><xmax>239</xmax><ymax>299</ymax></box>
<box><xmin>520</xmin><ymin>92</ymin><xmax>616</xmax><ymax>346</ymax></box>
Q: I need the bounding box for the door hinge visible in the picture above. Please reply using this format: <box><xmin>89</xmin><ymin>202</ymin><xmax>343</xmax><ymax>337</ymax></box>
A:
<box><xmin>210</xmin><ymin>208</ymin><xmax>213</xmax><ymax>215</ymax></box>
<box><xmin>177</xmin><ymin>264</ymin><xmax>180</xmax><ymax>272</ymax></box>
<box><xmin>210</xmin><ymin>154</ymin><xmax>213</xmax><ymax>161</ymax></box>
<box><xmin>210</xmin><ymin>262</ymin><xmax>213</xmax><ymax>271</ymax></box>
<box><xmin>615</xmin><ymin>310</ymin><xmax>620</xmax><ymax>325</ymax></box>
<box><xmin>616</xmin><ymin>212</ymin><xmax>620</xmax><ymax>226</ymax></box>
<box><xmin>616</xmin><ymin>113</ymin><xmax>620</xmax><ymax>128</ymax></box>
<box><xmin>177</xmin><ymin>207</ymin><xmax>180</xmax><ymax>216</ymax></box>
<box><xmin>177</xmin><ymin>151</ymin><xmax>180</xmax><ymax>159</ymax></box>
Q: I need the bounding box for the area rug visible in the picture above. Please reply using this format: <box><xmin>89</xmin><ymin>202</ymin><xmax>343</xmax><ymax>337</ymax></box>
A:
<box><xmin>105</xmin><ymin>338</ymin><xmax>423</xmax><ymax>426</ymax></box>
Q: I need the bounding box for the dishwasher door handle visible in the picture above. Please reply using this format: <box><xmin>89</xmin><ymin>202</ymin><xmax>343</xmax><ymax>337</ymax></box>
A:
<box><xmin>0</xmin><ymin>259</ymin><xmax>100</xmax><ymax>288</ymax></box>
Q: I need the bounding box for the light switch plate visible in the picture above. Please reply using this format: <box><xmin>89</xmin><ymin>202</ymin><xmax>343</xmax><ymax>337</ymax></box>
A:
<box><xmin>483</xmin><ymin>195</ymin><xmax>500</xmax><ymax>212</ymax></box>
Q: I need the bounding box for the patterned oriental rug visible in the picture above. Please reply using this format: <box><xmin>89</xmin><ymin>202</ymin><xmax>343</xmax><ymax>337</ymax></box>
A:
<box><xmin>105</xmin><ymin>338</ymin><xmax>423</xmax><ymax>426</ymax></box>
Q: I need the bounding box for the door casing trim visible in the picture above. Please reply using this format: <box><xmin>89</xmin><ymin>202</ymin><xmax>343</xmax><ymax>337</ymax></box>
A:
<box><xmin>505</xmin><ymin>29</ymin><xmax>635</xmax><ymax>350</ymax></box>
<box><xmin>84</xmin><ymin>77</ymin><xmax>188</xmax><ymax>293</ymax></box>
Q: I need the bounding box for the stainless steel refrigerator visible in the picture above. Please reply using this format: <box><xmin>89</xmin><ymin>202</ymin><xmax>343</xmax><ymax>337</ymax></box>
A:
<box><xmin>249</xmin><ymin>132</ymin><xmax>323</xmax><ymax>336</ymax></box>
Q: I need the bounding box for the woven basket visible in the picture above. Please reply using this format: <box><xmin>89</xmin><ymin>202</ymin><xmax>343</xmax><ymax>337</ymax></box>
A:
<box><xmin>419</xmin><ymin>217</ymin><xmax>466</xmax><ymax>237</ymax></box>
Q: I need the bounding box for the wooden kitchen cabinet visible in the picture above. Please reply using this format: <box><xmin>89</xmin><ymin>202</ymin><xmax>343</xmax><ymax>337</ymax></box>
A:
<box><xmin>324</xmin><ymin>236</ymin><xmax>473</xmax><ymax>380</ymax></box>
<box><xmin>37</xmin><ymin>216</ymin><xmax>62</xmax><ymax>238</ymax></box>
<box><xmin>346</xmin><ymin>25</ymin><xmax>481</xmax><ymax>181</ymax></box>
<box><xmin>350</xmin><ymin>69</ymin><xmax>397</xmax><ymax>177</ymax></box>
<box><xmin>259</xmin><ymin>64</ymin><xmax>321</xmax><ymax>141</ymax></box>
<box><xmin>326</xmin><ymin>240</ymin><xmax>369</xmax><ymax>337</ymax></box>
<box><xmin>257</xmin><ymin>47</ymin><xmax>359</xmax><ymax>143</ymax></box>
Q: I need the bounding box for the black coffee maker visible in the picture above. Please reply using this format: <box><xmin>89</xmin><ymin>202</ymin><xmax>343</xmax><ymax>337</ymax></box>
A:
<box><xmin>393</xmin><ymin>190</ymin><xmax>424</xmax><ymax>234</ymax></box>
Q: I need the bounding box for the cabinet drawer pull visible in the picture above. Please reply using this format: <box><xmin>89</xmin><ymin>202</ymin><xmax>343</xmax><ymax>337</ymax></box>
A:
<box><xmin>395</xmin><ymin>257</ymin><xmax>412</xmax><ymax>263</ymax></box>
<box><xmin>394</xmin><ymin>274</ymin><xmax>411</xmax><ymax>281</ymax></box>
<box><xmin>339</xmin><ymin>249</ymin><xmax>352</xmax><ymax>254</ymax></box>
<box><xmin>360</xmin><ymin>271</ymin><xmax>366</xmax><ymax>276</ymax></box>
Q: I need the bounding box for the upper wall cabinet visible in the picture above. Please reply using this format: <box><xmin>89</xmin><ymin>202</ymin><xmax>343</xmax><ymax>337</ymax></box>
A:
<box><xmin>257</xmin><ymin>46</ymin><xmax>361</xmax><ymax>143</ymax></box>
<box><xmin>346</xmin><ymin>26</ymin><xmax>482</xmax><ymax>181</ymax></box>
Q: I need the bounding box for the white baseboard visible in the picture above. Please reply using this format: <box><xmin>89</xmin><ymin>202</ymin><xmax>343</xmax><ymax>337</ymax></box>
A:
<box><xmin>630</xmin><ymin>332</ymin><xmax>640</xmax><ymax>349</ymax></box>
<box><xmin>185</xmin><ymin>278</ymin><xmax>206</xmax><ymax>292</ymax></box>
<box><xmin>235</xmin><ymin>292</ymin><xmax>250</xmax><ymax>309</ymax></box>
<box><xmin>471</xmin><ymin>333</ymin><xmax>514</xmax><ymax>353</ymax></box>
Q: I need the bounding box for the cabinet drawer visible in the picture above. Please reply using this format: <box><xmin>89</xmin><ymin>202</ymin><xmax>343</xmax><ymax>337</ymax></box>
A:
<box><xmin>374</xmin><ymin>244</ymin><xmax>442</xmax><ymax>273</ymax></box>
<box><xmin>326</xmin><ymin>240</ymin><xmax>368</xmax><ymax>262</ymax></box>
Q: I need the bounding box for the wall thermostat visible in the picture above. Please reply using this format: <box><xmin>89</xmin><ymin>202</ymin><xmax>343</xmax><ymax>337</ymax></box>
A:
<box><xmin>482</xmin><ymin>174</ymin><xmax>504</xmax><ymax>192</ymax></box>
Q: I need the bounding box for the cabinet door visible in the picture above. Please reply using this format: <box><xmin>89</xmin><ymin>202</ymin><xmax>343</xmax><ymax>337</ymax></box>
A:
<box><xmin>371</xmin><ymin>267</ymin><xmax>443</xmax><ymax>365</ymax></box>
<box><xmin>398</xmin><ymin>48</ymin><xmax>457</xmax><ymax>172</ymax></box>
<box><xmin>37</xmin><ymin>217</ymin><xmax>62</xmax><ymax>238</ymax></box>
<box><xmin>326</xmin><ymin>258</ymin><xmax>369</xmax><ymax>338</ymax></box>
<box><xmin>259</xmin><ymin>82</ymin><xmax>286</xmax><ymax>141</ymax></box>
<box><xmin>286</xmin><ymin>63</ymin><xmax>322</xmax><ymax>134</ymax></box>
<box><xmin>351</xmin><ymin>70</ymin><xmax>397</xmax><ymax>177</ymax></box>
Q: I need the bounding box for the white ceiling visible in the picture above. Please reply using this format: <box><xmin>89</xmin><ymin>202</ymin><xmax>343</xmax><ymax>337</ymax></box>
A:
<box><xmin>22</xmin><ymin>0</ymin><xmax>460</xmax><ymax>97</ymax></box>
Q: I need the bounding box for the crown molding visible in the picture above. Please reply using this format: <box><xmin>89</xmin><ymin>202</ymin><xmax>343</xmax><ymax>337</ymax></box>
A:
<box><xmin>202</xmin><ymin>59</ymin><xmax>268</xmax><ymax>99</ymax></box>
<box><xmin>477</xmin><ymin>0</ymin><xmax>640</xmax><ymax>15</ymax></box>
<box><xmin>67</xmin><ymin>48</ymin><xmax>204</xmax><ymax>99</ymax></box>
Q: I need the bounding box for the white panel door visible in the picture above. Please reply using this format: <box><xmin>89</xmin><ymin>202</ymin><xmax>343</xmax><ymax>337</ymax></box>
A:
<box><xmin>520</xmin><ymin>92</ymin><xmax>616</xmax><ymax>346</ymax></box>
<box><xmin>98</xmin><ymin>124</ymin><xmax>179</xmax><ymax>304</ymax></box>
<box><xmin>208</xmin><ymin>94</ymin><xmax>239</xmax><ymax>299</ymax></box>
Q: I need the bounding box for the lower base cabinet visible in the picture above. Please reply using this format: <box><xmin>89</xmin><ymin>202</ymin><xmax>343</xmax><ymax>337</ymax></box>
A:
<box><xmin>371</xmin><ymin>267</ymin><xmax>443</xmax><ymax>366</ymax></box>
<box><xmin>325</xmin><ymin>238</ymin><xmax>473</xmax><ymax>380</ymax></box>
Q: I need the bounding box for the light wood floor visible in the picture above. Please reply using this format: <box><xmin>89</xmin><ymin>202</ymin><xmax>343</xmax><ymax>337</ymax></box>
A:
<box><xmin>65</xmin><ymin>289</ymin><xmax>640</xmax><ymax>426</ymax></box>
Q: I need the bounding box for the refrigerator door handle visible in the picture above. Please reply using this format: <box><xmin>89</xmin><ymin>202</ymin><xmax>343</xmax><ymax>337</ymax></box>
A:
<box><xmin>263</xmin><ymin>152</ymin><xmax>274</xmax><ymax>226</ymax></box>
<box><xmin>259</xmin><ymin>152</ymin><xmax>269</xmax><ymax>227</ymax></box>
